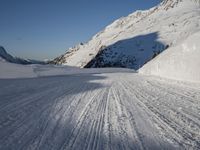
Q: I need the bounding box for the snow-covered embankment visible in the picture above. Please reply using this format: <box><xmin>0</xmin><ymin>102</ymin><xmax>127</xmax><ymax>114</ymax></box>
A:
<box><xmin>140</xmin><ymin>31</ymin><xmax>200</xmax><ymax>82</ymax></box>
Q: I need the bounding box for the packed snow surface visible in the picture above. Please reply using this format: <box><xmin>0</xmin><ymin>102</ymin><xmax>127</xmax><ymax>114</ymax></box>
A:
<box><xmin>140</xmin><ymin>31</ymin><xmax>200</xmax><ymax>82</ymax></box>
<box><xmin>0</xmin><ymin>64</ymin><xmax>200</xmax><ymax>149</ymax></box>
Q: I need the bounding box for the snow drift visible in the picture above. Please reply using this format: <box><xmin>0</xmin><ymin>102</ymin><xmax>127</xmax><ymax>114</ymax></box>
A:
<box><xmin>140</xmin><ymin>31</ymin><xmax>200</xmax><ymax>82</ymax></box>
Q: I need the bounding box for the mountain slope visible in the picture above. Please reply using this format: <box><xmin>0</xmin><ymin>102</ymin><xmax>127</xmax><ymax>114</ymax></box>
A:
<box><xmin>51</xmin><ymin>0</ymin><xmax>200</xmax><ymax>69</ymax></box>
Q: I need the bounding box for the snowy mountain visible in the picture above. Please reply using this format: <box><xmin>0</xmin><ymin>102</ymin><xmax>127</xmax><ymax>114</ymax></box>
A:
<box><xmin>51</xmin><ymin>0</ymin><xmax>200</xmax><ymax>69</ymax></box>
<box><xmin>0</xmin><ymin>46</ymin><xmax>44</xmax><ymax>64</ymax></box>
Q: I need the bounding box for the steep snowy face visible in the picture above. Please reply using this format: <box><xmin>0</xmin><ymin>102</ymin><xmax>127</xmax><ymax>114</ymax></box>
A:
<box><xmin>51</xmin><ymin>0</ymin><xmax>200</xmax><ymax>69</ymax></box>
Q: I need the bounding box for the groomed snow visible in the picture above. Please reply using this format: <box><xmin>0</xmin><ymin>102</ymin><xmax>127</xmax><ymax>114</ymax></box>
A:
<box><xmin>140</xmin><ymin>31</ymin><xmax>200</xmax><ymax>83</ymax></box>
<box><xmin>0</xmin><ymin>69</ymin><xmax>200</xmax><ymax>149</ymax></box>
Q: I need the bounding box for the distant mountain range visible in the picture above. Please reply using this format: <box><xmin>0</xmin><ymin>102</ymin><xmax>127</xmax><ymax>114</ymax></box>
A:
<box><xmin>0</xmin><ymin>46</ymin><xmax>44</xmax><ymax>65</ymax></box>
<box><xmin>50</xmin><ymin>0</ymin><xmax>200</xmax><ymax>70</ymax></box>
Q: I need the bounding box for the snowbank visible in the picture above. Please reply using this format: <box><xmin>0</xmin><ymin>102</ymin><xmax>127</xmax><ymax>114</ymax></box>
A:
<box><xmin>140</xmin><ymin>31</ymin><xmax>200</xmax><ymax>82</ymax></box>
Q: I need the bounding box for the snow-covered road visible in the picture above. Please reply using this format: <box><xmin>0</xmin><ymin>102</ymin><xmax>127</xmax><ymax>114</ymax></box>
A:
<box><xmin>0</xmin><ymin>71</ymin><xmax>200</xmax><ymax>150</ymax></box>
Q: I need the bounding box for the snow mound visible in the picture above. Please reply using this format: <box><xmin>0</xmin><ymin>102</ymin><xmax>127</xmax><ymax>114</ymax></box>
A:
<box><xmin>140</xmin><ymin>31</ymin><xmax>200</xmax><ymax>82</ymax></box>
<box><xmin>51</xmin><ymin>0</ymin><xmax>200</xmax><ymax>69</ymax></box>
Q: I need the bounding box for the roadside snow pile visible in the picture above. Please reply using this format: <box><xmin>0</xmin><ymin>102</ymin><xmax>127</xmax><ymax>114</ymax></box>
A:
<box><xmin>140</xmin><ymin>31</ymin><xmax>200</xmax><ymax>82</ymax></box>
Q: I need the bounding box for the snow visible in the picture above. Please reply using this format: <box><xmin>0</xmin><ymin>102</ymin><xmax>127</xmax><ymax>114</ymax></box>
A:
<box><xmin>0</xmin><ymin>61</ymin><xmax>134</xmax><ymax>79</ymax></box>
<box><xmin>0</xmin><ymin>69</ymin><xmax>200</xmax><ymax>149</ymax></box>
<box><xmin>52</xmin><ymin>0</ymin><xmax>200</xmax><ymax>69</ymax></box>
<box><xmin>140</xmin><ymin>31</ymin><xmax>200</xmax><ymax>83</ymax></box>
<box><xmin>0</xmin><ymin>61</ymin><xmax>37</xmax><ymax>78</ymax></box>
<box><xmin>1</xmin><ymin>48</ymin><xmax>200</xmax><ymax>149</ymax></box>
<box><xmin>1</xmin><ymin>1</ymin><xmax>200</xmax><ymax>149</ymax></box>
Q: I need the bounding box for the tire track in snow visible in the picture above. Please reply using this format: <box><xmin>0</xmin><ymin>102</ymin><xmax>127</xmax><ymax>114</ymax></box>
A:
<box><xmin>60</xmin><ymin>88</ymin><xmax>108</xmax><ymax>150</ymax></box>
<box><xmin>118</xmin><ymin>79</ymin><xmax>185</xmax><ymax>149</ymax></box>
<box><xmin>0</xmin><ymin>83</ymin><xmax>84</xmax><ymax>150</ymax></box>
<box><xmin>1</xmin><ymin>73</ymin><xmax>200</xmax><ymax>150</ymax></box>
<box><xmin>111</xmin><ymin>85</ymin><xmax>145</xmax><ymax>150</ymax></box>
<box><xmin>120</xmin><ymin>77</ymin><xmax>200</xmax><ymax>149</ymax></box>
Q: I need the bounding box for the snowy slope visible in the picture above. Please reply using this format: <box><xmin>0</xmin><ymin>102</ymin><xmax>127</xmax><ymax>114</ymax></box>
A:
<box><xmin>140</xmin><ymin>31</ymin><xmax>200</xmax><ymax>82</ymax></box>
<box><xmin>51</xmin><ymin>0</ymin><xmax>200</xmax><ymax>69</ymax></box>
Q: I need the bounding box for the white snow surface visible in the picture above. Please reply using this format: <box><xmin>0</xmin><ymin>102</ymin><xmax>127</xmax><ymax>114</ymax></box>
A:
<box><xmin>0</xmin><ymin>61</ymin><xmax>134</xmax><ymax>79</ymax></box>
<box><xmin>52</xmin><ymin>0</ymin><xmax>200</xmax><ymax>69</ymax></box>
<box><xmin>1</xmin><ymin>68</ymin><xmax>200</xmax><ymax>149</ymax></box>
<box><xmin>0</xmin><ymin>61</ymin><xmax>37</xmax><ymax>78</ymax></box>
<box><xmin>140</xmin><ymin>31</ymin><xmax>200</xmax><ymax>83</ymax></box>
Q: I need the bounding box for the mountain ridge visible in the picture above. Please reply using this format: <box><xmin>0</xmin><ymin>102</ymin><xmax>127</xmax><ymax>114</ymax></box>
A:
<box><xmin>51</xmin><ymin>0</ymin><xmax>200</xmax><ymax>69</ymax></box>
<box><xmin>0</xmin><ymin>46</ymin><xmax>44</xmax><ymax>64</ymax></box>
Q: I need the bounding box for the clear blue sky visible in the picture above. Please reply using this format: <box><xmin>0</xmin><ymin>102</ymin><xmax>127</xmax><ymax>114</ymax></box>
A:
<box><xmin>0</xmin><ymin>0</ymin><xmax>161</xmax><ymax>60</ymax></box>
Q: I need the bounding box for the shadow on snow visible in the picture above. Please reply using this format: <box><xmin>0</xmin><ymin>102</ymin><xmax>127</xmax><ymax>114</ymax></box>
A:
<box><xmin>85</xmin><ymin>32</ymin><xmax>168</xmax><ymax>70</ymax></box>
